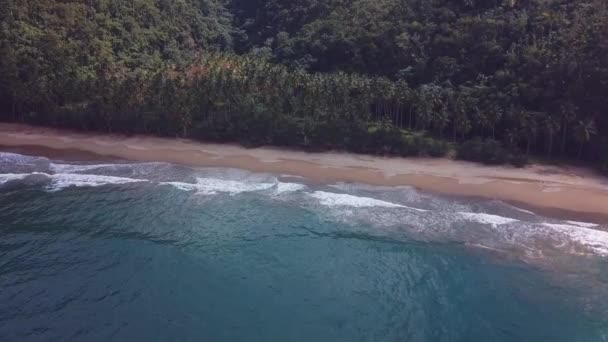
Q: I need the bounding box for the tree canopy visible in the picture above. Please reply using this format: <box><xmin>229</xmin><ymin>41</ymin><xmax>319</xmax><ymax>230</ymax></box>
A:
<box><xmin>0</xmin><ymin>0</ymin><xmax>607</xmax><ymax>170</ymax></box>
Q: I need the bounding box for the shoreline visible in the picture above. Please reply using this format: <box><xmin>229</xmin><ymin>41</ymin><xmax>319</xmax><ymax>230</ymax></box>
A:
<box><xmin>1</xmin><ymin>123</ymin><xmax>608</xmax><ymax>222</ymax></box>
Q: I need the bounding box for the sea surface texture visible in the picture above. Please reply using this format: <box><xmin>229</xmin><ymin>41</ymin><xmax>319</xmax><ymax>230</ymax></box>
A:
<box><xmin>1</xmin><ymin>151</ymin><xmax>607</xmax><ymax>341</ymax></box>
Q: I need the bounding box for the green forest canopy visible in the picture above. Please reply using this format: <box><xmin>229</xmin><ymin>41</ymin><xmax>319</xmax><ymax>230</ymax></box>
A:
<box><xmin>0</xmin><ymin>0</ymin><xmax>607</xmax><ymax>169</ymax></box>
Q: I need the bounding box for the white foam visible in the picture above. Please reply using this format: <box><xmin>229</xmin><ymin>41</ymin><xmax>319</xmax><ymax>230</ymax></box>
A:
<box><xmin>565</xmin><ymin>221</ymin><xmax>599</xmax><ymax>228</ymax></box>
<box><xmin>48</xmin><ymin>173</ymin><xmax>147</xmax><ymax>190</ymax></box>
<box><xmin>50</xmin><ymin>163</ymin><xmax>107</xmax><ymax>173</ymax></box>
<box><xmin>513</xmin><ymin>207</ymin><xmax>535</xmax><ymax>215</ymax></box>
<box><xmin>458</xmin><ymin>212</ymin><xmax>518</xmax><ymax>226</ymax></box>
<box><xmin>0</xmin><ymin>173</ymin><xmax>32</xmax><ymax>184</ymax></box>
<box><xmin>403</xmin><ymin>205</ymin><xmax>428</xmax><ymax>212</ymax></box>
<box><xmin>465</xmin><ymin>243</ymin><xmax>508</xmax><ymax>254</ymax></box>
<box><xmin>309</xmin><ymin>191</ymin><xmax>406</xmax><ymax>208</ymax></box>
<box><xmin>542</xmin><ymin>223</ymin><xmax>608</xmax><ymax>256</ymax></box>
<box><xmin>0</xmin><ymin>152</ymin><xmax>43</xmax><ymax>165</ymax></box>
<box><xmin>275</xmin><ymin>182</ymin><xmax>307</xmax><ymax>194</ymax></box>
<box><xmin>2</xmin><ymin>172</ymin><xmax>147</xmax><ymax>190</ymax></box>
<box><xmin>0</xmin><ymin>152</ymin><xmax>20</xmax><ymax>158</ymax></box>
<box><xmin>161</xmin><ymin>181</ymin><xmax>199</xmax><ymax>192</ymax></box>
<box><xmin>162</xmin><ymin>177</ymin><xmax>275</xmax><ymax>195</ymax></box>
<box><xmin>280</xmin><ymin>174</ymin><xmax>305</xmax><ymax>179</ymax></box>
<box><xmin>195</xmin><ymin>177</ymin><xmax>275</xmax><ymax>195</ymax></box>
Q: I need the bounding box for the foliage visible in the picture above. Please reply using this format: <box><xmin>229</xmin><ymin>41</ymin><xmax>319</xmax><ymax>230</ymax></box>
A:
<box><xmin>457</xmin><ymin>139</ymin><xmax>507</xmax><ymax>165</ymax></box>
<box><xmin>0</xmin><ymin>0</ymin><xmax>607</xmax><ymax>169</ymax></box>
<box><xmin>457</xmin><ymin>138</ymin><xmax>528</xmax><ymax>167</ymax></box>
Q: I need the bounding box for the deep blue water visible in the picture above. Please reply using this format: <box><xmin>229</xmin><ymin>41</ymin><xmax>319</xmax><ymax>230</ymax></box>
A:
<box><xmin>0</xmin><ymin>152</ymin><xmax>607</xmax><ymax>341</ymax></box>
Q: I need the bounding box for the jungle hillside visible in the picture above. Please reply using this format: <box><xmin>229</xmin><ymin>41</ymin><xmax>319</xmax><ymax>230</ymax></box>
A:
<box><xmin>1</xmin><ymin>0</ymin><xmax>607</xmax><ymax>170</ymax></box>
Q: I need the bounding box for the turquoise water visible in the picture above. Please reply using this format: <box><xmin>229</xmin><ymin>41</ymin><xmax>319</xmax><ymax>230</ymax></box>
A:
<box><xmin>1</xmin><ymin>152</ymin><xmax>607</xmax><ymax>341</ymax></box>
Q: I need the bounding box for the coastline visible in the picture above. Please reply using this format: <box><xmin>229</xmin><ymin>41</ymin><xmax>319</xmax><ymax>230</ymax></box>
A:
<box><xmin>1</xmin><ymin>123</ymin><xmax>608</xmax><ymax>222</ymax></box>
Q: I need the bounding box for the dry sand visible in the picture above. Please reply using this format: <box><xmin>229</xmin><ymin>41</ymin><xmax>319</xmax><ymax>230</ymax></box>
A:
<box><xmin>1</xmin><ymin>123</ymin><xmax>608</xmax><ymax>221</ymax></box>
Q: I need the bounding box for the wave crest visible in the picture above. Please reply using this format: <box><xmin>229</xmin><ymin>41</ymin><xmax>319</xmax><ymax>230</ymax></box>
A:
<box><xmin>458</xmin><ymin>212</ymin><xmax>519</xmax><ymax>226</ymax></box>
<box><xmin>49</xmin><ymin>173</ymin><xmax>147</xmax><ymax>190</ymax></box>
<box><xmin>0</xmin><ymin>172</ymin><xmax>147</xmax><ymax>190</ymax></box>
<box><xmin>162</xmin><ymin>177</ymin><xmax>275</xmax><ymax>195</ymax></box>
<box><xmin>309</xmin><ymin>191</ymin><xmax>406</xmax><ymax>208</ymax></box>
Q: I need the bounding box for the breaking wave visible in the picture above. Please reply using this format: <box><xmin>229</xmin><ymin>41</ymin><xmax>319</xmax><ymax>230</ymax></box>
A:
<box><xmin>0</xmin><ymin>173</ymin><xmax>32</xmax><ymax>184</ymax></box>
<box><xmin>162</xmin><ymin>177</ymin><xmax>276</xmax><ymax>195</ymax></box>
<box><xmin>1</xmin><ymin>152</ymin><xmax>607</xmax><ymax>259</ymax></box>
<box><xmin>458</xmin><ymin>212</ymin><xmax>519</xmax><ymax>226</ymax></box>
<box><xmin>541</xmin><ymin>223</ymin><xmax>608</xmax><ymax>256</ymax></box>
<box><xmin>309</xmin><ymin>191</ymin><xmax>406</xmax><ymax>208</ymax></box>
<box><xmin>0</xmin><ymin>172</ymin><xmax>147</xmax><ymax>190</ymax></box>
<box><xmin>48</xmin><ymin>173</ymin><xmax>147</xmax><ymax>190</ymax></box>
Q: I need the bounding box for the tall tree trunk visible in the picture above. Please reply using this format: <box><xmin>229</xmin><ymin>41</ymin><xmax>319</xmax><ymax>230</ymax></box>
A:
<box><xmin>547</xmin><ymin>134</ymin><xmax>553</xmax><ymax>159</ymax></box>
<box><xmin>408</xmin><ymin>108</ymin><xmax>413</xmax><ymax>130</ymax></box>
<box><xmin>398</xmin><ymin>106</ymin><xmax>402</xmax><ymax>128</ymax></box>
<box><xmin>11</xmin><ymin>90</ymin><xmax>17</xmax><ymax>122</ymax></box>
<box><xmin>11</xmin><ymin>101</ymin><xmax>17</xmax><ymax>122</ymax></box>
<box><xmin>182</xmin><ymin>118</ymin><xmax>188</xmax><ymax>137</ymax></box>
<box><xmin>560</xmin><ymin>125</ymin><xmax>567</xmax><ymax>156</ymax></box>
<box><xmin>393</xmin><ymin>103</ymin><xmax>397</xmax><ymax>126</ymax></box>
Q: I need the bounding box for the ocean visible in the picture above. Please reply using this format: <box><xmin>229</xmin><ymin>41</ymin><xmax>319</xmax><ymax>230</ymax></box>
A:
<box><xmin>0</xmin><ymin>151</ymin><xmax>607</xmax><ymax>341</ymax></box>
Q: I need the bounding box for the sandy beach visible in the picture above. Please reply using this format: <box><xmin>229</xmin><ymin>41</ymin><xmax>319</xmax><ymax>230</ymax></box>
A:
<box><xmin>1</xmin><ymin>123</ymin><xmax>608</xmax><ymax>221</ymax></box>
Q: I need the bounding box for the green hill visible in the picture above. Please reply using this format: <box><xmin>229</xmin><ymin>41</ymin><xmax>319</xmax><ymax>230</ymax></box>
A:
<box><xmin>0</xmin><ymin>0</ymin><xmax>607</xmax><ymax>170</ymax></box>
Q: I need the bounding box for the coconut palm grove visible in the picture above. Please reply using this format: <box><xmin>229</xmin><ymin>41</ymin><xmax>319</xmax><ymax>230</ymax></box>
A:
<box><xmin>0</xmin><ymin>0</ymin><xmax>607</xmax><ymax>169</ymax></box>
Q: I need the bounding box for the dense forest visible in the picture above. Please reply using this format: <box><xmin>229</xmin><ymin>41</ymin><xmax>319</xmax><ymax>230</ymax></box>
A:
<box><xmin>0</xmin><ymin>0</ymin><xmax>607</xmax><ymax>170</ymax></box>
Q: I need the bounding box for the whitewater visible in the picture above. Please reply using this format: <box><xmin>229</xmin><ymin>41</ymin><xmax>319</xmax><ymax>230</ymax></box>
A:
<box><xmin>1</xmin><ymin>151</ymin><xmax>607</xmax><ymax>341</ymax></box>
<box><xmin>1</xmin><ymin>152</ymin><xmax>606</xmax><ymax>259</ymax></box>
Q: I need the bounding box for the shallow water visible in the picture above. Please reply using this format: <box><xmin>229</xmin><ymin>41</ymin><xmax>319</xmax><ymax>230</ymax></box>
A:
<box><xmin>1</xmin><ymin>152</ymin><xmax>607</xmax><ymax>341</ymax></box>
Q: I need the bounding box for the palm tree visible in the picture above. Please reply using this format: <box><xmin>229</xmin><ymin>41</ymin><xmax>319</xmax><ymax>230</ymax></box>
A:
<box><xmin>431</xmin><ymin>87</ymin><xmax>450</xmax><ymax>138</ymax></box>
<box><xmin>415</xmin><ymin>85</ymin><xmax>434</xmax><ymax>131</ymax></box>
<box><xmin>574</xmin><ymin>118</ymin><xmax>597</xmax><ymax>160</ymax></box>
<box><xmin>451</xmin><ymin>87</ymin><xmax>476</xmax><ymax>141</ymax></box>
<box><xmin>471</xmin><ymin>106</ymin><xmax>488</xmax><ymax>138</ymax></box>
<box><xmin>451</xmin><ymin>94</ymin><xmax>471</xmax><ymax>141</ymax></box>
<box><xmin>486</xmin><ymin>105</ymin><xmax>503</xmax><ymax>140</ymax></box>
<box><xmin>558</xmin><ymin>102</ymin><xmax>578</xmax><ymax>157</ymax></box>
<box><xmin>504</xmin><ymin>128</ymin><xmax>519</xmax><ymax>150</ymax></box>
<box><xmin>543</xmin><ymin>114</ymin><xmax>560</xmax><ymax>158</ymax></box>
<box><xmin>520</xmin><ymin>110</ymin><xmax>538</xmax><ymax>156</ymax></box>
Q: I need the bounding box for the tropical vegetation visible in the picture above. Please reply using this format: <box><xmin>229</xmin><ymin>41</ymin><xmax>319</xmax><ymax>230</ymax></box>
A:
<box><xmin>1</xmin><ymin>0</ymin><xmax>607</xmax><ymax>170</ymax></box>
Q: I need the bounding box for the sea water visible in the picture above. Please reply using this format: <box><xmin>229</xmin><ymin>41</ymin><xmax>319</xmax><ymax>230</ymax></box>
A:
<box><xmin>0</xmin><ymin>151</ymin><xmax>607</xmax><ymax>341</ymax></box>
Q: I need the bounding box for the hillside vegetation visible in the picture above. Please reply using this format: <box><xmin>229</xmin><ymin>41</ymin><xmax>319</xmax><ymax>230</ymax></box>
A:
<box><xmin>1</xmin><ymin>0</ymin><xmax>607</xmax><ymax>170</ymax></box>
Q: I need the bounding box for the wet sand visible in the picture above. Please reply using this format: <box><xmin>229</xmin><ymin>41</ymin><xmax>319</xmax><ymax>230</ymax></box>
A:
<box><xmin>1</xmin><ymin>123</ymin><xmax>608</xmax><ymax>222</ymax></box>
